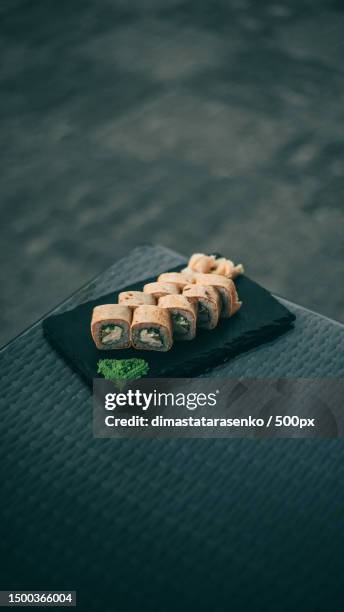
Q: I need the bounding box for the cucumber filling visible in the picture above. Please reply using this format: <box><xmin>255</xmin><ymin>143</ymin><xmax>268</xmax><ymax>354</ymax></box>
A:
<box><xmin>172</xmin><ymin>313</ymin><xmax>190</xmax><ymax>335</ymax></box>
<box><xmin>101</xmin><ymin>324</ymin><xmax>123</xmax><ymax>344</ymax></box>
<box><xmin>139</xmin><ymin>327</ymin><xmax>162</xmax><ymax>348</ymax></box>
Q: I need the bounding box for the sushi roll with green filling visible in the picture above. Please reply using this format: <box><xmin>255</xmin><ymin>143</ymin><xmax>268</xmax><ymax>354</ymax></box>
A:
<box><xmin>158</xmin><ymin>294</ymin><xmax>197</xmax><ymax>340</ymax></box>
<box><xmin>183</xmin><ymin>284</ymin><xmax>221</xmax><ymax>330</ymax></box>
<box><xmin>131</xmin><ymin>305</ymin><xmax>173</xmax><ymax>352</ymax></box>
<box><xmin>194</xmin><ymin>274</ymin><xmax>242</xmax><ymax>318</ymax></box>
<box><xmin>91</xmin><ymin>304</ymin><xmax>132</xmax><ymax>350</ymax></box>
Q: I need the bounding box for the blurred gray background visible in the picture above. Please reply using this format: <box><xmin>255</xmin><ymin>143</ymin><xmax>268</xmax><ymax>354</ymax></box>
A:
<box><xmin>1</xmin><ymin>0</ymin><xmax>343</xmax><ymax>347</ymax></box>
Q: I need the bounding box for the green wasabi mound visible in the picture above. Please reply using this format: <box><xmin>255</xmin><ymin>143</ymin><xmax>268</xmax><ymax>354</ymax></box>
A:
<box><xmin>97</xmin><ymin>358</ymin><xmax>149</xmax><ymax>390</ymax></box>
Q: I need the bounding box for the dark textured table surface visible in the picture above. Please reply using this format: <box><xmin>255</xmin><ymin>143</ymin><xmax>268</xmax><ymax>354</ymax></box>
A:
<box><xmin>1</xmin><ymin>0</ymin><xmax>344</xmax><ymax>348</ymax></box>
<box><xmin>1</xmin><ymin>245</ymin><xmax>343</xmax><ymax>611</ymax></box>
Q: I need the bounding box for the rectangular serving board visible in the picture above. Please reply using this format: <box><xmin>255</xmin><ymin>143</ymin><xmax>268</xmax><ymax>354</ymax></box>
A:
<box><xmin>43</xmin><ymin>264</ymin><xmax>295</xmax><ymax>385</ymax></box>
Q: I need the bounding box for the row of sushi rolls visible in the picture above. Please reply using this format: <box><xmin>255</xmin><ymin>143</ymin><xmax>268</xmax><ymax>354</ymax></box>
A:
<box><xmin>91</xmin><ymin>253</ymin><xmax>244</xmax><ymax>352</ymax></box>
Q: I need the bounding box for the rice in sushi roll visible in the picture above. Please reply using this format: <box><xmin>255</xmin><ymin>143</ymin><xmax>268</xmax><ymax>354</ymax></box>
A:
<box><xmin>158</xmin><ymin>294</ymin><xmax>197</xmax><ymax>340</ymax></box>
<box><xmin>131</xmin><ymin>305</ymin><xmax>173</xmax><ymax>352</ymax></box>
<box><xmin>183</xmin><ymin>284</ymin><xmax>221</xmax><ymax>330</ymax></box>
<box><xmin>91</xmin><ymin>304</ymin><xmax>132</xmax><ymax>349</ymax></box>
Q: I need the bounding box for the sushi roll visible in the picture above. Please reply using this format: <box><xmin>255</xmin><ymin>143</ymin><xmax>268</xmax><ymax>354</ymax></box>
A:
<box><xmin>143</xmin><ymin>282</ymin><xmax>180</xmax><ymax>300</ymax></box>
<box><xmin>183</xmin><ymin>284</ymin><xmax>221</xmax><ymax>330</ymax></box>
<box><xmin>214</xmin><ymin>258</ymin><xmax>244</xmax><ymax>279</ymax></box>
<box><xmin>91</xmin><ymin>304</ymin><xmax>132</xmax><ymax>350</ymax></box>
<box><xmin>195</xmin><ymin>273</ymin><xmax>242</xmax><ymax>318</ymax></box>
<box><xmin>131</xmin><ymin>305</ymin><xmax>173</xmax><ymax>352</ymax></box>
<box><xmin>157</xmin><ymin>272</ymin><xmax>195</xmax><ymax>290</ymax></box>
<box><xmin>118</xmin><ymin>290</ymin><xmax>156</xmax><ymax>308</ymax></box>
<box><xmin>158</xmin><ymin>295</ymin><xmax>197</xmax><ymax>340</ymax></box>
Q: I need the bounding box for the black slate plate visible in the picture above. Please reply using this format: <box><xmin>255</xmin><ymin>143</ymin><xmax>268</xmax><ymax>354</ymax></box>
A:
<box><xmin>43</xmin><ymin>264</ymin><xmax>295</xmax><ymax>385</ymax></box>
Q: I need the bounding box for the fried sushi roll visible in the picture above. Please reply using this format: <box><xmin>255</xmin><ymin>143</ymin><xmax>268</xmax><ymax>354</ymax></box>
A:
<box><xmin>183</xmin><ymin>284</ymin><xmax>221</xmax><ymax>330</ymax></box>
<box><xmin>119</xmin><ymin>290</ymin><xmax>156</xmax><ymax>308</ymax></box>
<box><xmin>158</xmin><ymin>295</ymin><xmax>197</xmax><ymax>340</ymax></box>
<box><xmin>131</xmin><ymin>305</ymin><xmax>173</xmax><ymax>352</ymax></box>
<box><xmin>143</xmin><ymin>282</ymin><xmax>180</xmax><ymax>300</ymax></box>
<box><xmin>195</xmin><ymin>273</ymin><xmax>242</xmax><ymax>318</ymax></box>
<box><xmin>91</xmin><ymin>304</ymin><xmax>132</xmax><ymax>350</ymax></box>
<box><xmin>157</xmin><ymin>272</ymin><xmax>195</xmax><ymax>290</ymax></box>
